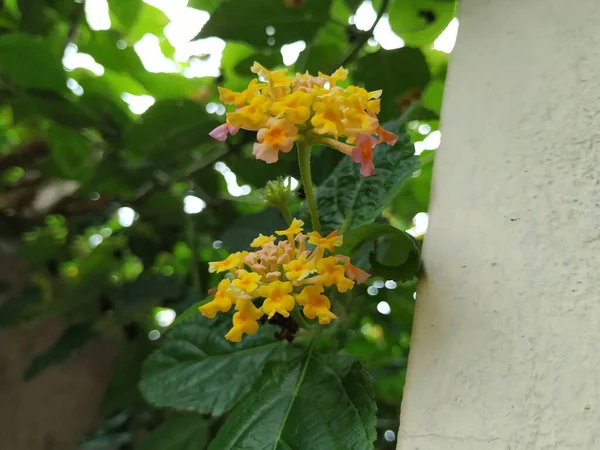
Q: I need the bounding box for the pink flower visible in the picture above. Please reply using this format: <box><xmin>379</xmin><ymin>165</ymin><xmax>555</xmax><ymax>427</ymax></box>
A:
<box><xmin>209</xmin><ymin>123</ymin><xmax>239</xmax><ymax>141</ymax></box>
<box><xmin>335</xmin><ymin>255</ymin><xmax>371</xmax><ymax>284</ymax></box>
<box><xmin>376</xmin><ymin>126</ymin><xmax>398</xmax><ymax>146</ymax></box>
<box><xmin>252</xmin><ymin>118</ymin><xmax>298</xmax><ymax>164</ymax></box>
<box><xmin>351</xmin><ymin>133</ymin><xmax>378</xmax><ymax>177</ymax></box>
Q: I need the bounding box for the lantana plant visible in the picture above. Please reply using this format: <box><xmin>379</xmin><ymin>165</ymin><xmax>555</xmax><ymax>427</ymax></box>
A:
<box><xmin>140</xmin><ymin>61</ymin><xmax>422</xmax><ymax>450</ymax></box>
<box><xmin>202</xmin><ymin>63</ymin><xmax>398</xmax><ymax>340</ymax></box>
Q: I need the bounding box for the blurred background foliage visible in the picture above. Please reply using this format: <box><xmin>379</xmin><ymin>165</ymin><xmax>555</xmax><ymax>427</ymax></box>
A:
<box><xmin>0</xmin><ymin>0</ymin><xmax>455</xmax><ymax>448</ymax></box>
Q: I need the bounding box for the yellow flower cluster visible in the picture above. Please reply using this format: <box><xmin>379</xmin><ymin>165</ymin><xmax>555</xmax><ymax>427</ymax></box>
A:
<box><xmin>209</xmin><ymin>63</ymin><xmax>398</xmax><ymax>177</ymax></box>
<box><xmin>199</xmin><ymin>219</ymin><xmax>370</xmax><ymax>342</ymax></box>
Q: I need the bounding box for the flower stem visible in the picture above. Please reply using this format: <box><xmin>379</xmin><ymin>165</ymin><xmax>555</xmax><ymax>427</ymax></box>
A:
<box><xmin>297</xmin><ymin>141</ymin><xmax>321</xmax><ymax>233</ymax></box>
<box><xmin>291</xmin><ymin>305</ymin><xmax>311</xmax><ymax>330</ymax></box>
<box><xmin>278</xmin><ymin>202</ymin><xmax>293</xmax><ymax>225</ymax></box>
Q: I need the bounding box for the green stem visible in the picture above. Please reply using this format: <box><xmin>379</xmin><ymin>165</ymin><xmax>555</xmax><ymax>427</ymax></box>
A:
<box><xmin>297</xmin><ymin>141</ymin><xmax>320</xmax><ymax>233</ymax></box>
<box><xmin>278</xmin><ymin>202</ymin><xmax>293</xmax><ymax>225</ymax></box>
<box><xmin>291</xmin><ymin>305</ymin><xmax>310</xmax><ymax>330</ymax></box>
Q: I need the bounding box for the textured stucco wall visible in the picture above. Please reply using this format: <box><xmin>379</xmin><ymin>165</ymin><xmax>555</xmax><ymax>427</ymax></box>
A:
<box><xmin>398</xmin><ymin>0</ymin><xmax>600</xmax><ymax>449</ymax></box>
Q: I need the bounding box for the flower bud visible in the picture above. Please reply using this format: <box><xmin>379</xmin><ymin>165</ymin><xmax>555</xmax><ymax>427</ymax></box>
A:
<box><xmin>260</xmin><ymin>177</ymin><xmax>296</xmax><ymax>208</ymax></box>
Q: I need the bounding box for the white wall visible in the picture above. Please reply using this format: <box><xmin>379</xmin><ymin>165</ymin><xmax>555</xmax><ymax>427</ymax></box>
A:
<box><xmin>398</xmin><ymin>0</ymin><xmax>600</xmax><ymax>448</ymax></box>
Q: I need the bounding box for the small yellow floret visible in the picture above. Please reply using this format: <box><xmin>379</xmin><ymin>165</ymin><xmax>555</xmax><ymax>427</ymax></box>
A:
<box><xmin>275</xmin><ymin>218</ymin><xmax>304</xmax><ymax>237</ymax></box>
<box><xmin>283</xmin><ymin>256</ymin><xmax>316</xmax><ymax>282</ymax></box>
<box><xmin>232</xmin><ymin>270</ymin><xmax>261</xmax><ymax>296</ymax></box>
<box><xmin>224</xmin><ymin>299</ymin><xmax>264</xmax><ymax>342</ymax></box>
<box><xmin>251</xmin><ymin>234</ymin><xmax>276</xmax><ymax>248</ymax></box>
<box><xmin>199</xmin><ymin>279</ymin><xmax>237</xmax><ymax>318</ymax></box>
<box><xmin>296</xmin><ymin>284</ymin><xmax>336</xmax><ymax>324</ymax></box>
<box><xmin>260</xmin><ymin>281</ymin><xmax>295</xmax><ymax>319</ymax></box>
<box><xmin>316</xmin><ymin>257</ymin><xmax>354</xmax><ymax>293</ymax></box>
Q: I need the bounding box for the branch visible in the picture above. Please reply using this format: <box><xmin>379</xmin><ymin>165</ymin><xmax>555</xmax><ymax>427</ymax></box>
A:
<box><xmin>64</xmin><ymin>2</ymin><xmax>85</xmax><ymax>50</ymax></box>
<box><xmin>332</xmin><ymin>0</ymin><xmax>391</xmax><ymax>70</ymax></box>
<box><xmin>0</xmin><ymin>140</ymin><xmax>48</xmax><ymax>171</ymax></box>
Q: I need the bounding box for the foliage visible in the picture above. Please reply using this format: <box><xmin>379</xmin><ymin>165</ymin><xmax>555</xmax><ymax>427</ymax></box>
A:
<box><xmin>0</xmin><ymin>0</ymin><xmax>451</xmax><ymax>448</ymax></box>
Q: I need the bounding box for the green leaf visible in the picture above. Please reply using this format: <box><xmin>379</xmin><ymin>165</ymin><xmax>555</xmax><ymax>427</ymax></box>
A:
<box><xmin>80</xmin><ymin>31</ymin><xmax>146</xmax><ymax>73</ymax></box>
<box><xmin>421</xmin><ymin>79</ymin><xmax>444</xmax><ymax>116</ymax></box>
<box><xmin>388</xmin><ymin>0</ymin><xmax>457</xmax><ymax>47</ymax></box>
<box><xmin>404</xmin><ymin>103</ymin><xmax>439</xmax><ymax>122</ymax></box>
<box><xmin>188</xmin><ymin>0</ymin><xmax>222</xmax><ymax>13</ymax></box>
<box><xmin>314</xmin><ymin>118</ymin><xmax>418</xmax><ymax>234</ymax></box>
<box><xmin>0</xmin><ymin>34</ymin><xmax>66</xmax><ymax>93</ymax></box>
<box><xmin>17</xmin><ymin>0</ymin><xmax>46</xmax><ymax>34</ymax></box>
<box><xmin>24</xmin><ymin>324</ymin><xmax>96</xmax><ymax>380</ymax></box>
<box><xmin>170</xmin><ymin>295</ymin><xmax>213</xmax><ymax>328</ymax></box>
<box><xmin>209</xmin><ymin>352</ymin><xmax>376</xmax><ymax>450</ymax></box>
<box><xmin>227</xmin><ymin>150</ymin><xmax>295</xmax><ymax>187</ymax></box>
<box><xmin>196</xmin><ymin>0</ymin><xmax>332</xmax><ymax>48</ymax></box>
<box><xmin>123</xmin><ymin>99</ymin><xmax>218</xmax><ymax>158</ymax></box>
<box><xmin>219</xmin><ymin>41</ymin><xmax>257</xmax><ymax>91</ymax></box>
<box><xmin>234</xmin><ymin>50</ymin><xmax>284</xmax><ymax>75</ymax></box>
<box><xmin>344</xmin><ymin>0</ymin><xmax>363</xmax><ymax>9</ymax></box>
<box><xmin>127</xmin><ymin>2</ymin><xmax>169</xmax><ymax>43</ymax></box>
<box><xmin>391</xmin><ymin>150</ymin><xmax>434</xmax><ymax>225</ymax></box>
<box><xmin>79</xmin><ymin>412</ymin><xmax>132</xmax><ymax>450</ymax></box>
<box><xmin>139</xmin><ymin>313</ymin><xmax>284</xmax><ymax>416</ymax></box>
<box><xmin>133</xmin><ymin>72</ymin><xmax>212</xmax><ymax>100</ymax></box>
<box><xmin>80</xmin><ymin>94</ymin><xmax>132</xmax><ymax>141</ymax></box>
<box><xmin>424</xmin><ymin>48</ymin><xmax>449</xmax><ymax>79</ymax></box>
<box><xmin>80</xmin><ymin>432</ymin><xmax>131</xmax><ymax>450</ymax></box>
<box><xmin>3</xmin><ymin>0</ymin><xmax>19</xmax><ymax>17</ymax></box>
<box><xmin>139</xmin><ymin>414</ymin><xmax>209</xmax><ymax>450</ymax></box>
<box><xmin>75</xmin><ymin>68</ymin><xmax>148</xmax><ymax>98</ymax></box>
<box><xmin>101</xmin><ymin>337</ymin><xmax>152</xmax><ymax>416</ymax></box>
<box><xmin>339</xmin><ymin>223</ymin><xmax>421</xmax><ymax>282</ymax></box>
<box><xmin>354</xmin><ymin>48</ymin><xmax>430</xmax><ymax>121</ymax></box>
<box><xmin>330</xmin><ymin>0</ymin><xmax>354</xmax><ymax>23</ymax></box>
<box><xmin>220</xmin><ymin>208</ymin><xmax>287</xmax><ymax>252</ymax></box>
<box><xmin>115</xmin><ymin>274</ymin><xmax>184</xmax><ymax>314</ymax></box>
<box><xmin>108</xmin><ymin>0</ymin><xmax>142</xmax><ymax>30</ymax></box>
<box><xmin>295</xmin><ymin>23</ymin><xmax>346</xmax><ymax>74</ymax></box>
<box><xmin>46</xmin><ymin>125</ymin><xmax>94</xmax><ymax>181</ymax></box>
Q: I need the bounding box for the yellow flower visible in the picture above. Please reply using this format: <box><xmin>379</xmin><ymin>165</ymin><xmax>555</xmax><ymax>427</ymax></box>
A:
<box><xmin>199</xmin><ymin>217</ymin><xmax>370</xmax><ymax>341</ymax></box>
<box><xmin>232</xmin><ymin>269</ymin><xmax>261</xmax><ymax>296</ymax></box>
<box><xmin>318</xmin><ymin>67</ymin><xmax>348</xmax><ymax>87</ymax></box>
<box><xmin>209</xmin><ymin>252</ymin><xmax>245</xmax><ymax>273</ymax></box>
<box><xmin>251</xmin><ymin>62</ymin><xmax>292</xmax><ymax>94</ymax></box>
<box><xmin>296</xmin><ymin>284</ymin><xmax>336</xmax><ymax>324</ymax></box>
<box><xmin>224</xmin><ymin>299</ymin><xmax>264</xmax><ymax>342</ymax></box>
<box><xmin>307</xmin><ymin>230</ymin><xmax>343</xmax><ymax>251</ymax></box>
<box><xmin>218</xmin><ymin>79</ymin><xmax>262</xmax><ymax>107</ymax></box>
<box><xmin>271</xmin><ymin>91</ymin><xmax>313</xmax><ymax>124</ymax></box>
<box><xmin>253</xmin><ymin>118</ymin><xmax>298</xmax><ymax>163</ymax></box>
<box><xmin>227</xmin><ymin>95</ymin><xmax>270</xmax><ymax>130</ymax></box>
<box><xmin>342</xmin><ymin>109</ymin><xmax>379</xmax><ymax>143</ymax></box>
<box><xmin>209</xmin><ymin>63</ymin><xmax>397</xmax><ymax>177</ymax></box>
<box><xmin>311</xmin><ymin>100</ymin><xmax>345</xmax><ymax>139</ymax></box>
<box><xmin>283</xmin><ymin>256</ymin><xmax>316</xmax><ymax>282</ymax></box>
<box><xmin>250</xmin><ymin>233</ymin><xmax>276</xmax><ymax>248</ymax></box>
<box><xmin>275</xmin><ymin>218</ymin><xmax>304</xmax><ymax>237</ymax></box>
<box><xmin>316</xmin><ymin>257</ymin><xmax>354</xmax><ymax>292</ymax></box>
<box><xmin>199</xmin><ymin>279</ymin><xmax>237</xmax><ymax>318</ymax></box>
<box><xmin>260</xmin><ymin>280</ymin><xmax>295</xmax><ymax>319</ymax></box>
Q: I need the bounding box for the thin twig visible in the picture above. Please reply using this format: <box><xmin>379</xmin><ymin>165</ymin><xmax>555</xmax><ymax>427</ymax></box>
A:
<box><xmin>64</xmin><ymin>2</ymin><xmax>85</xmax><ymax>51</ymax></box>
<box><xmin>332</xmin><ymin>0</ymin><xmax>391</xmax><ymax>70</ymax></box>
